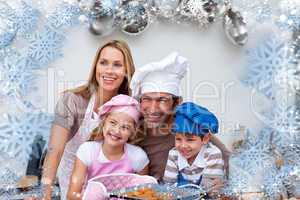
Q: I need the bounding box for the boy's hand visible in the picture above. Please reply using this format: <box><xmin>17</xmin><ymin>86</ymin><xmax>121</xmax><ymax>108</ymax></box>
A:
<box><xmin>202</xmin><ymin>177</ymin><xmax>224</xmax><ymax>198</ymax></box>
<box><xmin>220</xmin><ymin>149</ymin><xmax>232</xmax><ymax>179</ymax></box>
<box><xmin>207</xmin><ymin>178</ymin><xmax>224</xmax><ymax>192</ymax></box>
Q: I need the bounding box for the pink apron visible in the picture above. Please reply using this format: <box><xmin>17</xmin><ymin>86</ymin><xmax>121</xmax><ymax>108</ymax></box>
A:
<box><xmin>82</xmin><ymin>143</ymin><xmax>134</xmax><ymax>200</ymax></box>
<box><xmin>57</xmin><ymin>94</ymin><xmax>100</xmax><ymax>200</ymax></box>
<box><xmin>87</xmin><ymin>143</ymin><xmax>134</xmax><ymax>180</ymax></box>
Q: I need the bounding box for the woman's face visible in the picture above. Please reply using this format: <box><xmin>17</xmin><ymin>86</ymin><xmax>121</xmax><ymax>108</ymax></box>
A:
<box><xmin>96</xmin><ymin>46</ymin><xmax>126</xmax><ymax>92</ymax></box>
<box><xmin>102</xmin><ymin>112</ymin><xmax>135</xmax><ymax>147</ymax></box>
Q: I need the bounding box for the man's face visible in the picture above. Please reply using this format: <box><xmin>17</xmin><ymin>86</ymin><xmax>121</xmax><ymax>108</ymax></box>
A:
<box><xmin>140</xmin><ymin>92</ymin><xmax>175</xmax><ymax>128</ymax></box>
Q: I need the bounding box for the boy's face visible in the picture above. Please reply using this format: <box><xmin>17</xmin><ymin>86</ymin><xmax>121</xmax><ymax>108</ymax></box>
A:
<box><xmin>175</xmin><ymin>133</ymin><xmax>210</xmax><ymax>163</ymax></box>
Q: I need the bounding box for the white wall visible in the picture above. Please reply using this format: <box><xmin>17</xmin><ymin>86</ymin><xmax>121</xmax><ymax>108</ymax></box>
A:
<box><xmin>42</xmin><ymin>20</ymin><xmax>277</xmax><ymax>146</ymax></box>
<box><xmin>0</xmin><ymin>0</ymin><xmax>285</xmax><ymax>148</ymax></box>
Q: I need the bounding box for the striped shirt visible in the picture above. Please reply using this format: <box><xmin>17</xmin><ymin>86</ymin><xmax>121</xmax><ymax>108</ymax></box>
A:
<box><xmin>163</xmin><ymin>143</ymin><xmax>224</xmax><ymax>188</ymax></box>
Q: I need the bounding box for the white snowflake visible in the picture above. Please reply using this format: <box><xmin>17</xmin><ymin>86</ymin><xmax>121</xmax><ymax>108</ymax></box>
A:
<box><xmin>275</xmin><ymin>0</ymin><xmax>300</xmax><ymax>31</ymax></box>
<box><xmin>27</xmin><ymin>26</ymin><xmax>65</xmax><ymax>68</ymax></box>
<box><xmin>0</xmin><ymin>55</ymin><xmax>35</xmax><ymax>98</ymax></box>
<box><xmin>271</xmin><ymin>104</ymin><xmax>300</xmax><ymax>134</ymax></box>
<box><xmin>0</xmin><ymin>112</ymin><xmax>53</xmax><ymax>166</ymax></box>
<box><xmin>232</xmin><ymin>0</ymin><xmax>272</xmax><ymax>24</ymax></box>
<box><xmin>279</xmin><ymin>141</ymin><xmax>300</xmax><ymax>165</ymax></box>
<box><xmin>47</xmin><ymin>2</ymin><xmax>81</xmax><ymax>30</ymax></box>
<box><xmin>279</xmin><ymin>164</ymin><xmax>300</xmax><ymax>197</ymax></box>
<box><xmin>263</xmin><ymin>167</ymin><xmax>286</xmax><ymax>199</ymax></box>
<box><xmin>16</xmin><ymin>1</ymin><xmax>41</xmax><ymax>39</ymax></box>
<box><xmin>260</xmin><ymin>104</ymin><xmax>300</xmax><ymax>147</ymax></box>
<box><xmin>242</xmin><ymin>34</ymin><xmax>293</xmax><ymax>99</ymax></box>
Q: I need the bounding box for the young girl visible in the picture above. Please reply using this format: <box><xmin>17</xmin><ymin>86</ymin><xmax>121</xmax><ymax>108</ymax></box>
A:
<box><xmin>67</xmin><ymin>95</ymin><xmax>149</xmax><ymax>200</ymax></box>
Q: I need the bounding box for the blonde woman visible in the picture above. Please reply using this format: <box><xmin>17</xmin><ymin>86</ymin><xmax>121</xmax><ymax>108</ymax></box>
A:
<box><xmin>40</xmin><ymin>40</ymin><xmax>135</xmax><ymax>200</ymax></box>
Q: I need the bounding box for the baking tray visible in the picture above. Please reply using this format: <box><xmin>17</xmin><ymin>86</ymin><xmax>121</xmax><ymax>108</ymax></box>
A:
<box><xmin>109</xmin><ymin>183</ymin><xmax>207</xmax><ymax>200</ymax></box>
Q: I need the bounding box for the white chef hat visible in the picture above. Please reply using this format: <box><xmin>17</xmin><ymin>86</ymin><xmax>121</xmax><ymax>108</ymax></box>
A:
<box><xmin>130</xmin><ymin>52</ymin><xmax>189</xmax><ymax>98</ymax></box>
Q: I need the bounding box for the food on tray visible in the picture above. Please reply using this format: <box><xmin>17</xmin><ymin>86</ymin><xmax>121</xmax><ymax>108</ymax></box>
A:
<box><xmin>125</xmin><ymin>187</ymin><xmax>172</xmax><ymax>200</ymax></box>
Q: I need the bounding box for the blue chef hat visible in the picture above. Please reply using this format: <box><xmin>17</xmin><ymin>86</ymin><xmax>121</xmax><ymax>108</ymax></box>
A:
<box><xmin>172</xmin><ymin>102</ymin><xmax>219</xmax><ymax>136</ymax></box>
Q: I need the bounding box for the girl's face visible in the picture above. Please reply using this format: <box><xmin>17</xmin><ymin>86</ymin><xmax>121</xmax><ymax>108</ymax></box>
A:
<box><xmin>175</xmin><ymin>133</ymin><xmax>210</xmax><ymax>164</ymax></box>
<box><xmin>102</xmin><ymin>112</ymin><xmax>135</xmax><ymax>147</ymax></box>
<box><xmin>96</xmin><ymin>46</ymin><xmax>126</xmax><ymax>93</ymax></box>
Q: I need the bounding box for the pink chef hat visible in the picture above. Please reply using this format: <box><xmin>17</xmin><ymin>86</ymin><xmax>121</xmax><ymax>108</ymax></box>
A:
<box><xmin>98</xmin><ymin>94</ymin><xmax>140</xmax><ymax>123</ymax></box>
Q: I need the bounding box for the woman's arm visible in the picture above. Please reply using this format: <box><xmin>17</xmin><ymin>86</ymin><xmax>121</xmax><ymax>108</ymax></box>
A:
<box><xmin>67</xmin><ymin>158</ymin><xmax>87</xmax><ymax>200</ymax></box>
<box><xmin>41</xmin><ymin>125</ymin><xmax>70</xmax><ymax>200</ymax></box>
<box><xmin>210</xmin><ymin>135</ymin><xmax>231</xmax><ymax>178</ymax></box>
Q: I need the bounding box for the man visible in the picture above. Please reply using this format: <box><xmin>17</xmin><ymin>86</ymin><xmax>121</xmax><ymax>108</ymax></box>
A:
<box><xmin>130</xmin><ymin>52</ymin><xmax>230</xmax><ymax>182</ymax></box>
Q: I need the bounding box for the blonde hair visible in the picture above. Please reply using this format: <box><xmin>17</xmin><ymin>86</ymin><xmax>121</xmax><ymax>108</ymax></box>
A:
<box><xmin>89</xmin><ymin>114</ymin><xmax>138</xmax><ymax>143</ymax></box>
<box><xmin>68</xmin><ymin>40</ymin><xmax>135</xmax><ymax>99</ymax></box>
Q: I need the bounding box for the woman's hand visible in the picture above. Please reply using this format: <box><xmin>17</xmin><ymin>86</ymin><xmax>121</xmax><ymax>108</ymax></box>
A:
<box><xmin>41</xmin><ymin>125</ymin><xmax>70</xmax><ymax>198</ymax></box>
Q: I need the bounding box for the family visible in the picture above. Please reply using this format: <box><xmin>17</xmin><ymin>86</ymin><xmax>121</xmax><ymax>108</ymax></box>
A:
<box><xmin>32</xmin><ymin>40</ymin><xmax>231</xmax><ymax>200</ymax></box>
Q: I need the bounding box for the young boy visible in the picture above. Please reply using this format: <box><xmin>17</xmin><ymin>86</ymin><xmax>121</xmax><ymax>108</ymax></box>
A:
<box><xmin>163</xmin><ymin>102</ymin><xmax>224</xmax><ymax>195</ymax></box>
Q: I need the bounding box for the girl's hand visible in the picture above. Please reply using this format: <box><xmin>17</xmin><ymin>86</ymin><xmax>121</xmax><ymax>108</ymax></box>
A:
<box><xmin>24</xmin><ymin>197</ymin><xmax>38</xmax><ymax>200</ymax></box>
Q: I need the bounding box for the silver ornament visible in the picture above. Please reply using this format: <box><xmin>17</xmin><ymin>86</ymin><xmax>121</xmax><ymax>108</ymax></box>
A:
<box><xmin>153</xmin><ymin>0</ymin><xmax>181</xmax><ymax>19</ymax></box>
<box><xmin>78</xmin><ymin>0</ymin><xmax>95</xmax><ymax>12</ymax></box>
<box><xmin>117</xmin><ymin>0</ymin><xmax>149</xmax><ymax>35</ymax></box>
<box><xmin>202</xmin><ymin>0</ymin><xmax>219</xmax><ymax>23</ymax></box>
<box><xmin>87</xmin><ymin>0</ymin><xmax>119</xmax><ymax>36</ymax></box>
<box><xmin>179</xmin><ymin>0</ymin><xmax>226</xmax><ymax>28</ymax></box>
<box><xmin>223</xmin><ymin>8</ymin><xmax>248</xmax><ymax>46</ymax></box>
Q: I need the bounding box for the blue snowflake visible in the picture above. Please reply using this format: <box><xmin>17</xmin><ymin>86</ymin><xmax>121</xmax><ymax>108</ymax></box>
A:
<box><xmin>0</xmin><ymin>112</ymin><xmax>53</xmax><ymax>166</ymax></box>
<box><xmin>16</xmin><ymin>1</ymin><xmax>41</xmax><ymax>39</ymax></box>
<box><xmin>231</xmin><ymin>128</ymin><xmax>276</xmax><ymax>176</ymax></box>
<box><xmin>237</xmin><ymin>144</ymin><xmax>275</xmax><ymax>175</ymax></box>
<box><xmin>0</xmin><ymin>46</ymin><xmax>18</xmax><ymax>61</ymax></box>
<box><xmin>28</xmin><ymin>26</ymin><xmax>65</xmax><ymax>68</ymax></box>
<box><xmin>0</xmin><ymin>55</ymin><xmax>35</xmax><ymax>98</ymax></box>
<box><xmin>276</xmin><ymin>0</ymin><xmax>300</xmax><ymax>31</ymax></box>
<box><xmin>0</xmin><ymin>2</ymin><xmax>18</xmax><ymax>48</ymax></box>
<box><xmin>47</xmin><ymin>2</ymin><xmax>82</xmax><ymax>30</ymax></box>
<box><xmin>242</xmin><ymin>34</ymin><xmax>293</xmax><ymax>99</ymax></box>
<box><xmin>225</xmin><ymin>159</ymin><xmax>253</xmax><ymax>195</ymax></box>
